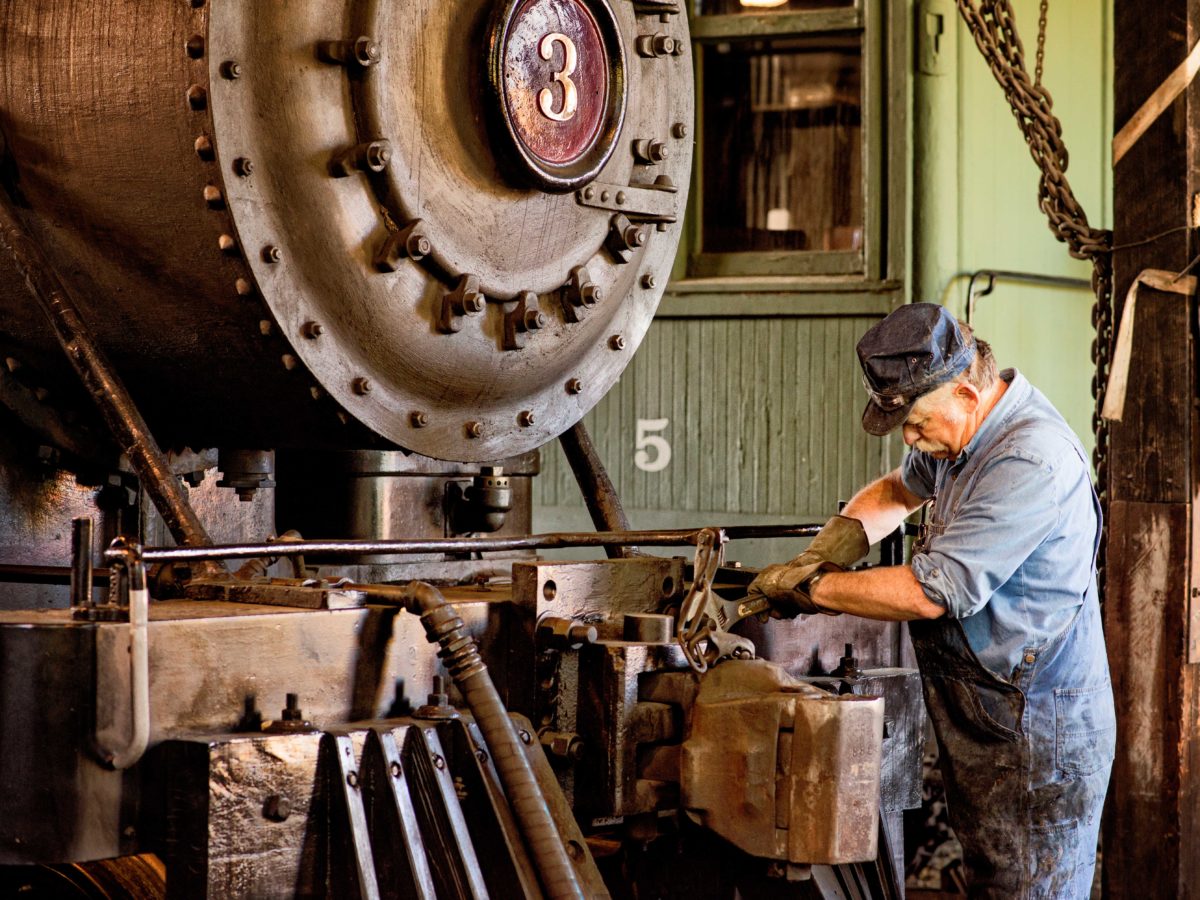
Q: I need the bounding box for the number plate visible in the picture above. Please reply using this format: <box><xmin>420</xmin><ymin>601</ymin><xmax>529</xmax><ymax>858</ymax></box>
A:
<box><xmin>488</xmin><ymin>0</ymin><xmax>627</xmax><ymax>191</ymax></box>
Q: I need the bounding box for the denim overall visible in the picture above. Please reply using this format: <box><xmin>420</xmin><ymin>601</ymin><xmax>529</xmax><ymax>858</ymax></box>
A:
<box><xmin>902</xmin><ymin>371</ymin><xmax>1115</xmax><ymax>898</ymax></box>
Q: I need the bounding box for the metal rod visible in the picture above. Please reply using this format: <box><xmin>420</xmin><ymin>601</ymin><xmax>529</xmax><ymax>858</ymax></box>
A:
<box><xmin>0</xmin><ymin>194</ymin><xmax>216</xmax><ymax>557</ymax></box>
<box><xmin>963</xmin><ymin>268</ymin><xmax>1092</xmax><ymax>325</ymax></box>
<box><xmin>107</xmin><ymin>523</ymin><xmax>823</xmax><ymax>565</ymax></box>
<box><xmin>0</xmin><ymin>563</ymin><xmax>110</xmax><ymax>586</ymax></box>
<box><xmin>70</xmin><ymin>517</ymin><xmax>94</xmax><ymax>608</ymax></box>
<box><xmin>558</xmin><ymin>421</ymin><xmax>635</xmax><ymax>559</ymax></box>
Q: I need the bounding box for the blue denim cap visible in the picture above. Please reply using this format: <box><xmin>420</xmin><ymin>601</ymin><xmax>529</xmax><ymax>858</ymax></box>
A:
<box><xmin>856</xmin><ymin>303</ymin><xmax>976</xmax><ymax>436</ymax></box>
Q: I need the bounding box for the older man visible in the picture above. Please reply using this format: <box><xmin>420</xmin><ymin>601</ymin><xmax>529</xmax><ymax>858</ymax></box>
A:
<box><xmin>748</xmin><ymin>303</ymin><xmax>1114</xmax><ymax>898</ymax></box>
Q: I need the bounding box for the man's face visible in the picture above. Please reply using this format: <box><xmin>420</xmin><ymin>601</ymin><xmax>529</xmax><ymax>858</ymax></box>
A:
<box><xmin>901</xmin><ymin>383</ymin><xmax>974</xmax><ymax>459</ymax></box>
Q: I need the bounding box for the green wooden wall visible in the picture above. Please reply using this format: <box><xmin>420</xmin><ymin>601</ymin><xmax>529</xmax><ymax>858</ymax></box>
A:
<box><xmin>534</xmin><ymin>0</ymin><xmax>1111</xmax><ymax>562</ymax></box>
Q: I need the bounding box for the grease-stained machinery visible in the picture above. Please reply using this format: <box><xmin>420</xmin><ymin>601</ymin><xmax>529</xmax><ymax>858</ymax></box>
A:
<box><xmin>0</xmin><ymin>1</ymin><xmax>923</xmax><ymax>897</ymax></box>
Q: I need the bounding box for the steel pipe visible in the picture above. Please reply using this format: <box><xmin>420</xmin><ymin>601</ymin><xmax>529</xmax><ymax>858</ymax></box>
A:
<box><xmin>558</xmin><ymin>421</ymin><xmax>635</xmax><ymax>559</ymax></box>
<box><xmin>105</xmin><ymin>523</ymin><xmax>823</xmax><ymax>566</ymax></box>
<box><xmin>0</xmin><ymin>194</ymin><xmax>217</xmax><ymax>560</ymax></box>
<box><xmin>402</xmin><ymin>581</ymin><xmax>585</xmax><ymax>900</ymax></box>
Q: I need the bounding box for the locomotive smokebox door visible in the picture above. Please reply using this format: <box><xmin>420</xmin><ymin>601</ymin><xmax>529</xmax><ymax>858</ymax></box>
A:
<box><xmin>0</xmin><ymin>0</ymin><xmax>692</xmax><ymax>462</ymax></box>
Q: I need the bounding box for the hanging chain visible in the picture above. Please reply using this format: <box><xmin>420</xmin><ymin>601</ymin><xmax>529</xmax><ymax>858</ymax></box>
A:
<box><xmin>954</xmin><ymin>0</ymin><xmax>1114</xmax><ymax>595</ymax></box>
<box><xmin>1034</xmin><ymin>0</ymin><xmax>1048</xmax><ymax>87</ymax></box>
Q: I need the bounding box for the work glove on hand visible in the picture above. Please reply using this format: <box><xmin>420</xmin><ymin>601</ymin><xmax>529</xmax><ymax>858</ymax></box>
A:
<box><xmin>745</xmin><ymin>515</ymin><xmax>869</xmax><ymax>618</ymax></box>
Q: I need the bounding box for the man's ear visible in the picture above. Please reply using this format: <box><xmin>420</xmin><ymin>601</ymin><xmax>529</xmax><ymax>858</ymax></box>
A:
<box><xmin>953</xmin><ymin>381</ymin><xmax>981</xmax><ymax>411</ymax></box>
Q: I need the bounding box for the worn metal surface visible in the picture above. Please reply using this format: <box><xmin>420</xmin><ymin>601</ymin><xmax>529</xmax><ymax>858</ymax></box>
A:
<box><xmin>0</xmin><ymin>0</ymin><xmax>691</xmax><ymax>461</ymax></box>
<box><xmin>558</xmin><ymin>422</ymin><xmax>634</xmax><ymax>559</ymax></box>
<box><xmin>681</xmin><ymin>659</ymin><xmax>884</xmax><ymax>865</ymax></box>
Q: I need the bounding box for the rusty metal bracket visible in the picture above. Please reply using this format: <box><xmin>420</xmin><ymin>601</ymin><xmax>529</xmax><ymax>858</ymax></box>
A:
<box><xmin>560</xmin><ymin>266</ymin><xmax>602</xmax><ymax>324</ymax></box>
<box><xmin>502</xmin><ymin>292</ymin><xmax>548</xmax><ymax>350</ymax></box>
<box><xmin>362</xmin><ymin>728</ymin><xmax>437</xmax><ymax>899</ymax></box>
<box><xmin>323</xmin><ymin>732</ymin><xmax>381</xmax><ymax>900</ymax></box>
<box><xmin>438</xmin><ymin>274</ymin><xmax>486</xmax><ymax>334</ymax></box>
<box><xmin>577</xmin><ymin>181</ymin><xmax>677</xmax><ymax>223</ymax></box>
<box><xmin>374</xmin><ymin>219</ymin><xmax>432</xmax><ymax>272</ymax></box>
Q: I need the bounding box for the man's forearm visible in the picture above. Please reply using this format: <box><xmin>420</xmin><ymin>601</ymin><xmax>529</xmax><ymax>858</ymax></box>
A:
<box><xmin>810</xmin><ymin>565</ymin><xmax>944</xmax><ymax>621</ymax></box>
<box><xmin>840</xmin><ymin>469</ymin><xmax>927</xmax><ymax>545</ymax></box>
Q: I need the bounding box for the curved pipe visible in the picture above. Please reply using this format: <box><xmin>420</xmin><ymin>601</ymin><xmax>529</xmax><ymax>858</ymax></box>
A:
<box><xmin>96</xmin><ymin>541</ymin><xmax>150</xmax><ymax>770</ymax></box>
<box><xmin>403</xmin><ymin>581</ymin><xmax>585</xmax><ymax>900</ymax></box>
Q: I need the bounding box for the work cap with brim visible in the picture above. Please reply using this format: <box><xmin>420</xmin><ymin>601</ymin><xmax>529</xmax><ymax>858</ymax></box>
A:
<box><xmin>855</xmin><ymin>303</ymin><xmax>976</xmax><ymax>436</ymax></box>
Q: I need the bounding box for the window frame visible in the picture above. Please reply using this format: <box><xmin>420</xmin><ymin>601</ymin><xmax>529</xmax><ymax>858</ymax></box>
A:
<box><xmin>679</xmin><ymin>0</ymin><xmax>895</xmax><ymax>288</ymax></box>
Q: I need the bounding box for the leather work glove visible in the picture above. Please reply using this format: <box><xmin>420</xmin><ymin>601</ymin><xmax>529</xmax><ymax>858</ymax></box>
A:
<box><xmin>744</xmin><ymin>515</ymin><xmax>869</xmax><ymax>618</ymax></box>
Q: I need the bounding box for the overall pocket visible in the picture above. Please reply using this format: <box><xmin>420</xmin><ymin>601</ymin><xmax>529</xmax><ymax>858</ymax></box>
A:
<box><xmin>1055</xmin><ymin>682</ymin><xmax>1116</xmax><ymax>777</ymax></box>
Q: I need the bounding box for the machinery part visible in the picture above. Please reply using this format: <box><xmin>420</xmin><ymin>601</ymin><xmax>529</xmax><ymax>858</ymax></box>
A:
<box><xmin>681</xmin><ymin>660</ymin><xmax>885</xmax><ymax>865</ymax></box>
<box><xmin>447</xmin><ymin>466</ymin><xmax>514</xmax><ymax>534</ymax></box>
<box><xmin>622</xmin><ymin>612</ymin><xmax>674</xmax><ymax>643</ymax></box>
<box><xmin>0</xmin><ymin>1</ymin><xmax>693</xmax><ymax>461</ymax></box>
<box><xmin>0</xmin><ymin>192</ymin><xmax>216</xmax><ymax>557</ymax></box>
<box><xmin>104</xmin><ymin>523</ymin><xmax>824</xmax><ymax>567</ymax></box>
<box><xmin>93</xmin><ymin>540</ymin><xmax>150</xmax><ymax>771</ymax></box>
<box><xmin>0</xmin><ymin>855</ymin><xmax>167</xmax><ymax>899</ymax></box>
<box><xmin>537</xmin><ymin>615</ymin><xmax>599</xmax><ymax>650</ymax></box>
<box><xmin>264</xmin><ymin>693</ymin><xmax>317</xmax><ymax>734</ymax></box>
<box><xmin>677</xmin><ymin>527</ymin><xmax>727</xmax><ymax>673</ymax></box>
<box><xmin>558</xmin><ymin>421</ymin><xmax>636</xmax><ymax>559</ymax></box>
<box><xmin>413</xmin><ymin>675</ymin><xmax>461</xmax><ymax>720</ymax></box>
<box><xmin>216</xmin><ymin>449</ymin><xmax>276</xmax><ymax>502</ymax></box>
<box><xmin>70</xmin><ymin>516</ymin><xmax>94</xmax><ymax>611</ymax></box>
<box><xmin>402</xmin><ymin>581</ymin><xmax>586</xmax><ymax>899</ymax></box>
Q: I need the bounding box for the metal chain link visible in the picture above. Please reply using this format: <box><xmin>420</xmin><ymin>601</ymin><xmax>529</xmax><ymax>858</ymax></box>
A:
<box><xmin>954</xmin><ymin>0</ymin><xmax>1114</xmax><ymax>596</ymax></box>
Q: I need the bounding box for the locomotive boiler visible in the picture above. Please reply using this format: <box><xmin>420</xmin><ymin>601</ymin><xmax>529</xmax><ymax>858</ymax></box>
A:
<box><xmin>0</xmin><ymin>1</ymin><xmax>923</xmax><ymax>897</ymax></box>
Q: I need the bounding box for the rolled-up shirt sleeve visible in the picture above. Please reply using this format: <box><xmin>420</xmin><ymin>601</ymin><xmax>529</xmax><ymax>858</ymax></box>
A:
<box><xmin>910</xmin><ymin>450</ymin><xmax>1061</xmax><ymax>619</ymax></box>
<box><xmin>900</xmin><ymin>449</ymin><xmax>936</xmax><ymax>501</ymax></box>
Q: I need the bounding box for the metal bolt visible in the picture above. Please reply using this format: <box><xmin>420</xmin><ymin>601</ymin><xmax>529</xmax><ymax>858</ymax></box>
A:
<box><xmin>406</xmin><ymin>233</ymin><xmax>431</xmax><ymax>260</ymax></box>
<box><xmin>186</xmin><ymin>35</ymin><xmax>205</xmax><ymax>59</ymax></box>
<box><xmin>518</xmin><ymin>730</ymin><xmax>532</xmax><ymax>745</ymax></box>
<box><xmin>433</xmin><ymin>754</ymin><xmax>446</xmax><ymax>771</ymax></box>
<box><xmin>235</xmin><ymin>277</ymin><xmax>253</xmax><ymax>296</ymax></box>
<box><xmin>642</xmin><ymin>273</ymin><xmax>657</xmax><ymax>289</ymax></box>
<box><xmin>465</xmin><ymin>421</ymin><xmax>483</xmax><ymax>439</ymax></box>
<box><xmin>218</xmin><ymin>234</ymin><xmax>237</xmax><ymax>253</ymax></box>
<box><xmin>652</xmin><ymin>34</ymin><xmax>677</xmax><ymax>55</ymax></box>
<box><xmin>411</xmin><ymin>411</ymin><xmax>429</xmax><ymax>428</ymax></box>
<box><xmin>624</xmin><ymin>225</ymin><xmax>646</xmax><ymax>248</ymax></box>
<box><xmin>234</xmin><ymin>157</ymin><xmax>254</xmax><ymax>177</ymax></box>
<box><xmin>186</xmin><ymin>84</ymin><xmax>207</xmax><ymax>110</ymax></box>
<box><xmin>616</xmin><ymin>191</ymin><xmax>626</xmax><ymax>205</ymax></box>
<box><xmin>609</xmin><ymin>334</ymin><xmax>626</xmax><ymax>351</ymax></box>
<box><xmin>649</xmin><ymin>140</ymin><xmax>669</xmax><ymax>162</ymax></box>
<box><xmin>203</xmin><ymin>185</ymin><xmax>223</xmax><ymax>208</ymax></box>
<box><xmin>390</xmin><ymin>761</ymin><xmax>402</xmax><ymax>778</ymax></box>
<box><xmin>583</xmin><ymin>187</ymin><xmax>595</xmax><ymax>200</ymax></box>
<box><xmin>518</xmin><ymin>410</ymin><xmax>535</xmax><ymax>427</ymax></box>
<box><xmin>580</xmin><ymin>282</ymin><xmax>602</xmax><ymax>306</ymax></box>
<box><xmin>262</xmin><ymin>245</ymin><xmax>282</xmax><ymax>263</ymax></box>
<box><xmin>462</xmin><ymin>293</ymin><xmax>485</xmax><ymax>314</ymax></box>
<box><xmin>346</xmin><ymin>770</ymin><xmax>360</xmax><ymax>789</ymax></box>
<box><xmin>302</xmin><ymin>321</ymin><xmax>324</xmax><ymax>339</ymax></box>
<box><xmin>195</xmin><ymin>135</ymin><xmax>215</xmax><ymax>160</ymax></box>
<box><xmin>476</xmin><ymin>749</ymin><xmax>488</xmax><ymax>763</ymax></box>
<box><xmin>364</xmin><ymin>140</ymin><xmax>391</xmax><ymax>171</ymax></box>
<box><xmin>523</xmin><ymin>309</ymin><xmax>547</xmax><ymax>331</ymax></box>
<box><xmin>263</xmin><ymin>795</ymin><xmax>292</xmax><ymax>822</ymax></box>
<box><xmin>281</xmin><ymin>354</ymin><xmax>297</xmax><ymax>371</ymax></box>
<box><xmin>354</xmin><ymin>36</ymin><xmax>381</xmax><ymax>67</ymax></box>
<box><xmin>566</xmin><ymin>378</ymin><xmax>583</xmax><ymax>394</ymax></box>
<box><xmin>221</xmin><ymin>60</ymin><xmax>242</xmax><ymax>80</ymax></box>
<box><xmin>600</xmin><ymin>190</ymin><xmax>610</xmax><ymax>202</ymax></box>
<box><xmin>352</xmin><ymin>377</ymin><xmax>372</xmax><ymax>395</ymax></box>
<box><xmin>672</xmin><ymin>122</ymin><xmax>689</xmax><ymax>139</ymax></box>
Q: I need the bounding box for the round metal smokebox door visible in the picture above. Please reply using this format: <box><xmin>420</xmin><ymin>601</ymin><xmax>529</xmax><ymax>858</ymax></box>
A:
<box><xmin>490</xmin><ymin>0</ymin><xmax>626</xmax><ymax>191</ymax></box>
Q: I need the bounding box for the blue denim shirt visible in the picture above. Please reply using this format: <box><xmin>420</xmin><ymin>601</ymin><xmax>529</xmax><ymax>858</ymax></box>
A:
<box><xmin>900</xmin><ymin>369</ymin><xmax>1101</xmax><ymax>680</ymax></box>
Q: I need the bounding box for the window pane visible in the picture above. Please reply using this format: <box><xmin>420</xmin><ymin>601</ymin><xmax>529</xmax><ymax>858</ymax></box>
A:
<box><xmin>701</xmin><ymin>36</ymin><xmax>863</xmax><ymax>255</ymax></box>
<box><xmin>697</xmin><ymin>0</ymin><xmax>854</xmax><ymax>15</ymax></box>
